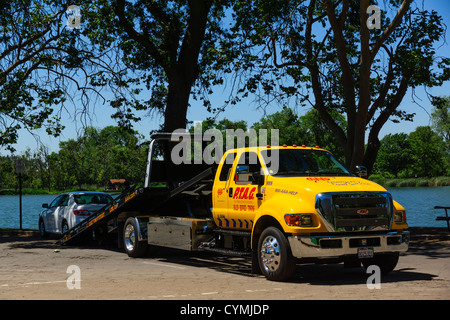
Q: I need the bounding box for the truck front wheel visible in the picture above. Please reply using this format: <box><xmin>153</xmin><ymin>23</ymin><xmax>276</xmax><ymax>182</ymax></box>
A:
<box><xmin>123</xmin><ymin>217</ymin><xmax>148</xmax><ymax>258</ymax></box>
<box><xmin>257</xmin><ymin>227</ymin><xmax>296</xmax><ymax>281</ymax></box>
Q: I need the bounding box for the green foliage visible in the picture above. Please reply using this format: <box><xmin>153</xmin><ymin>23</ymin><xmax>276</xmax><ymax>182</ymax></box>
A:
<box><xmin>372</xmin><ymin>126</ymin><xmax>447</xmax><ymax>178</ymax></box>
<box><xmin>431</xmin><ymin>95</ymin><xmax>450</xmax><ymax>174</ymax></box>
<box><xmin>0</xmin><ymin>0</ymin><xmax>116</xmax><ymax>152</ymax></box>
<box><xmin>0</xmin><ymin>126</ymin><xmax>147</xmax><ymax>191</ymax></box>
<box><xmin>409</xmin><ymin>126</ymin><xmax>446</xmax><ymax>177</ymax></box>
<box><xmin>230</xmin><ymin>0</ymin><xmax>450</xmax><ymax>170</ymax></box>
<box><xmin>373</xmin><ymin>133</ymin><xmax>411</xmax><ymax>176</ymax></box>
<box><xmin>82</xmin><ymin>0</ymin><xmax>236</xmax><ymax>131</ymax></box>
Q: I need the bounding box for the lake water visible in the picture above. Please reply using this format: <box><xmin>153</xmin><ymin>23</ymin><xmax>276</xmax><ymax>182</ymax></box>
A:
<box><xmin>0</xmin><ymin>187</ymin><xmax>448</xmax><ymax>229</ymax></box>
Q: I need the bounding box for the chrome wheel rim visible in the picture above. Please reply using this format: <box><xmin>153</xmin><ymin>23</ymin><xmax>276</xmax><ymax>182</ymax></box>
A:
<box><xmin>260</xmin><ymin>235</ymin><xmax>281</xmax><ymax>272</ymax></box>
<box><xmin>124</xmin><ymin>224</ymin><xmax>136</xmax><ymax>251</ymax></box>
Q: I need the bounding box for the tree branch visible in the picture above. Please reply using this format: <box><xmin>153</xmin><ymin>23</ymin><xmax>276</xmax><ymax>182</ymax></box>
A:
<box><xmin>115</xmin><ymin>0</ymin><xmax>166</xmax><ymax>70</ymax></box>
<box><xmin>323</xmin><ymin>0</ymin><xmax>356</xmax><ymax>111</ymax></box>
<box><xmin>370</xmin><ymin>0</ymin><xmax>413</xmax><ymax>61</ymax></box>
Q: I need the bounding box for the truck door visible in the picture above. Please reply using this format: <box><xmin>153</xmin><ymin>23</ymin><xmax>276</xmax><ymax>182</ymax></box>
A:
<box><xmin>212</xmin><ymin>151</ymin><xmax>236</xmax><ymax>228</ymax></box>
<box><xmin>227</xmin><ymin>151</ymin><xmax>263</xmax><ymax>231</ymax></box>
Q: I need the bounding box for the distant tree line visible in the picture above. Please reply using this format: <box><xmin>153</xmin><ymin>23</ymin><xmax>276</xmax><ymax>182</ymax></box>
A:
<box><xmin>373</xmin><ymin>96</ymin><xmax>450</xmax><ymax>179</ymax></box>
<box><xmin>0</xmin><ymin>126</ymin><xmax>148</xmax><ymax>192</ymax></box>
<box><xmin>0</xmin><ymin>100</ymin><xmax>448</xmax><ymax>193</ymax></box>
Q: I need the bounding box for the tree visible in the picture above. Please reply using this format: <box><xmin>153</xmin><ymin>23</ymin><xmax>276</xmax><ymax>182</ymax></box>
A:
<box><xmin>373</xmin><ymin>133</ymin><xmax>411</xmax><ymax>177</ymax></box>
<box><xmin>408</xmin><ymin>126</ymin><xmax>445</xmax><ymax>177</ymax></box>
<box><xmin>0</xmin><ymin>1</ymin><xmax>121</xmax><ymax>152</ymax></box>
<box><xmin>232</xmin><ymin>0</ymin><xmax>450</xmax><ymax>172</ymax></box>
<box><xmin>84</xmin><ymin>0</ymin><xmax>234</xmax><ymax>132</ymax></box>
<box><xmin>252</xmin><ymin>108</ymin><xmax>307</xmax><ymax>145</ymax></box>
<box><xmin>430</xmin><ymin>96</ymin><xmax>450</xmax><ymax>174</ymax></box>
<box><xmin>431</xmin><ymin>96</ymin><xmax>450</xmax><ymax>142</ymax></box>
<box><xmin>57</xmin><ymin>126</ymin><xmax>147</xmax><ymax>187</ymax></box>
<box><xmin>0</xmin><ymin>1</ymin><xmax>66</xmax><ymax>151</ymax></box>
<box><xmin>298</xmin><ymin>108</ymin><xmax>346</xmax><ymax>161</ymax></box>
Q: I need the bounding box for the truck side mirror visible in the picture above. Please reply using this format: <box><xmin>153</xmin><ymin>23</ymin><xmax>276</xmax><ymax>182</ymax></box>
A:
<box><xmin>356</xmin><ymin>166</ymin><xmax>368</xmax><ymax>179</ymax></box>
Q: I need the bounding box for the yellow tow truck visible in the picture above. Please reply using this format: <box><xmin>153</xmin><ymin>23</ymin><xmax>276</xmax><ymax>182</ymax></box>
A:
<box><xmin>60</xmin><ymin>133</ymin><xmax>409</xmax><ymax>281</ymax></box>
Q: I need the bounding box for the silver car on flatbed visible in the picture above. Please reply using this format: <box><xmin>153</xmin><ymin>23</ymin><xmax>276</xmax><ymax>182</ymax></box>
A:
<box><xmin>38</xmin><ymin>191</ymin><xmax>114</xmax><ymax>237</ymax></box>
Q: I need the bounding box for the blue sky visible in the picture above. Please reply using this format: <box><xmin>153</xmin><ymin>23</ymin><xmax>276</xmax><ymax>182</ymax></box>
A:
<box><xmin>6</xmin><ymin>0</ymin><xmax>450</xmax><ymax>155</ymax></box>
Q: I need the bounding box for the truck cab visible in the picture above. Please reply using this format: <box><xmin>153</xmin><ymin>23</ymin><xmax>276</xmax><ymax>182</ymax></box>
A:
<box><xmin>212</xmin><ymin>145</ymin><xmax>409</xmax><ymax>281</ymax></box>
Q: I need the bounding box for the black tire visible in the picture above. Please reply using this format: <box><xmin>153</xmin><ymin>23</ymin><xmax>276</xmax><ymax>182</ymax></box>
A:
<box><xmin>257</xmin><ymin>226</ymin><xmax>296</xmax><ymax>281</ymax></box>
<box><xmin>62</xmin><ymin>220</ymin><xmax>69</xmax><ymax>234</ymax></box>
<box><xmin>123</xmin><ymin>217</ymin><xmax>148</xmax><ymax>258</ymax></box>
<box><xmin>39</xmin><ymin>219</ymin><xmax>47</xmax><ymax>238</ymax></box>
<box><xmin>362</xmin><ymin>252</ymin><xmax>399</xmax><ymax>274</ymax></box>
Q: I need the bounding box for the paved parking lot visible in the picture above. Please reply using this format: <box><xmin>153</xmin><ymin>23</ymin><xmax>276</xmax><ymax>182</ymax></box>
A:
<box><xmin>0</xmin><ymin>228</ymin><xmax>449</xmax><ymax>301</ymax></box>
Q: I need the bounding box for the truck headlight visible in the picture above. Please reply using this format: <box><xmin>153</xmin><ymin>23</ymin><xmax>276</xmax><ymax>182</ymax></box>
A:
<box><xmin>394</xmin><ymin>210</ymin><xmax>407</xmax><ymax>224</ymax></box>
<box><xmin>285</xmin><ymin>214</ymin><xmax>314</xmax><ymax>227</ymax></box>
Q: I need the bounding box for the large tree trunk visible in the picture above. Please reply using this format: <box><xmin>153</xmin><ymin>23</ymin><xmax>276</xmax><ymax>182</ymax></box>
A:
<box><xmin>163</xmin><ymin>0</ymin><xmax>212</xmax><ymax>132</ymax></box>
<box><xmin>164</xmin><ymin>75</ymin><xmax>191</xmax><ymax>132</ymax></box>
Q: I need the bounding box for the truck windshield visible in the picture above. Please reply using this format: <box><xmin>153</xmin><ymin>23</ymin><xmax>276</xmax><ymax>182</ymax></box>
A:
<box><xmin>261</xmin><ymin>149</ymin><xmax>351</xmax><ymax>177</ymax></box>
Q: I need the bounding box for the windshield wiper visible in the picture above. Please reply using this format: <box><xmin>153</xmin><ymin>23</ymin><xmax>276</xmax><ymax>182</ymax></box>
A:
<box><xmin>314</xmin><ymin>172</ymin><xmax>350</xmax><ymax>176</ymax></box>
<box><xmin>274</xmin><ymin>171</ymin><xmax>310</xmax><ymax>176</ymax></box>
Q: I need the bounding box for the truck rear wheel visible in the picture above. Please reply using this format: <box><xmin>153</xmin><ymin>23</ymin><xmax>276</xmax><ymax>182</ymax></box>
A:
<box><xmin>123</xmin><ymin>217</ymin><xmax>148</xmax><ymax>258</ymax></box>
<box><xmin>257</xmin><ymin>227</ymin><xmax>296</xmax><ymax>281</ymax></box>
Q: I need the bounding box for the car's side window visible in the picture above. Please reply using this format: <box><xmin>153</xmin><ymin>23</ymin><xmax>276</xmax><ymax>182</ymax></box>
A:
<box><xmin>49</xmin><ymin>196</ymin><xmax>62</xmax><ymax>208</ymax></box>
<box><xmin>59</xmin><ymin>195</ymin><xmax>69</xmax><ymax>206</ymax></box>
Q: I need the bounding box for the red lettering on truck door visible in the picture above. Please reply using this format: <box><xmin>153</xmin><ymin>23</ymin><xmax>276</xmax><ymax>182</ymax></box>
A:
<box><xmin>233</xmin><ymin>187</ymin><xmax>241</xmax><ymax>199</ymax></box>
<box><xmin>249</xmin><ymin>187</ymin><xmax>256</xmax><ymax>200</ymax></box>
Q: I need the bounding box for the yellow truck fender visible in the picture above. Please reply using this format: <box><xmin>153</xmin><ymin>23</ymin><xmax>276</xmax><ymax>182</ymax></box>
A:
<box><xmin>250</xmin><ymin>194</ymin><xmax>323</xmax><ymax>249</ymax></box>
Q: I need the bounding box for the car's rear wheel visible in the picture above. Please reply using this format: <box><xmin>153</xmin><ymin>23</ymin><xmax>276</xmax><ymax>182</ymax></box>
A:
<box><xmin>39</xmin><ymin>219</ymin><xmax>47</xmax><ymax>238</ymax></box>
<box><xmin>62</xmin><ymin>220</ymin><xmax>69</xmax><ymax>234</ymax></box>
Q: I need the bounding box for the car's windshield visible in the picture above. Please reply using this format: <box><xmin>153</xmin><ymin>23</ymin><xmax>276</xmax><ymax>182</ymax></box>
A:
<box><xmin>74</xmin><ymin>194</ymin><xmax>113</xmax><ymax>205</ymax></box>
<box><xmin>261</xmin><ymin>149</ymin><xmax>351</xmax><ymax>176</ymax></box>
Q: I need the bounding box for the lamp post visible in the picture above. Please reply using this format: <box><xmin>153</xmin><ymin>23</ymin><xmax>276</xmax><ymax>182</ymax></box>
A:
<box><xmin>15</xmin><ymin>160</ymin><xmax>24</xmax><ymax>230</ymax></box>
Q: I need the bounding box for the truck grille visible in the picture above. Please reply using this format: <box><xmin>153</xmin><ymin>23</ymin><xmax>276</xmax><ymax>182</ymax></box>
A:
<box><xmin>315</xmin><ymin>192</ymin><xmax>393</xmax><ymax>232</ymax></box>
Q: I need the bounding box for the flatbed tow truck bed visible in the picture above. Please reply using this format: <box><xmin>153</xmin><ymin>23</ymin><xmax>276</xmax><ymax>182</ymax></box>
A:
<box><xmin>60</xmin><ymin>166</ymin><xmax>215</xmax><ymax>246</ymax></box>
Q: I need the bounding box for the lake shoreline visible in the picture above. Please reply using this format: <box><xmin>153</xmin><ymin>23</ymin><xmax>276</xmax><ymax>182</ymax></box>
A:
<box><xmin>1</xmin><ymin>177</ymin><xmax>449</xmax><ymax>195</ymax></box>
<box><xmin>0</xmin><ymin>188</ymin><xmax>106</xmax><ymax>196</ymax></box>
<box><xmin>369</xmin><ymin>176</ymin><xmax>450</xmax><ymax>188</ymax></box>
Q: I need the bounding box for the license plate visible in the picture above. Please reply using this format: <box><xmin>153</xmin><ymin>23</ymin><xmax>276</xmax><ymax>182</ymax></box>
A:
<box><xmin>358</xmin><ymin>247</ymin><xmax>374</xmax><ymax>259</ymax></box>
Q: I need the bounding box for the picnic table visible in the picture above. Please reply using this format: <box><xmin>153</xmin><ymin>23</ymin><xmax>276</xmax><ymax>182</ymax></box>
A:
<box><xmin>435</xmin><ymin>206</ymin><xmax>450</xmax><ymax>231</ymax></box>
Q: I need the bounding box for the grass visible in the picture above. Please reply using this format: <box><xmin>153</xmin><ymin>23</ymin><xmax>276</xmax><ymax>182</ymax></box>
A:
<box><xmin>370</xmin><ymin>176</ymin><xmax>450</xmax><ymax>188</ymax></box>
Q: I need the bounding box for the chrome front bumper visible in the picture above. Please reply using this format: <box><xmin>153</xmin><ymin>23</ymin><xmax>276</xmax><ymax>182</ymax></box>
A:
<box><xmin>288</xmin><ymin>231</ymin><xmax>410</xmax><ymax>259</ymax></box>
